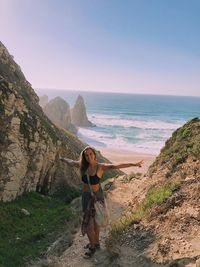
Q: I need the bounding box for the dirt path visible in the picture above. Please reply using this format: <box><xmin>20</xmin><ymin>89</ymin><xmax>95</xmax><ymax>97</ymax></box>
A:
<box><xmin>49</xmin><ymin>175</ymin><xmax>145</xmax><ymax>267</ymax></box>
<box><xmin>30</xmin><ymin>151</ymin><xmax>199</xmax><ymax>267</ymax></box>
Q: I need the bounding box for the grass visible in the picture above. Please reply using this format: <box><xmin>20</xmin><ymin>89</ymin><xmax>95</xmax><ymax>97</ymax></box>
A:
<box><xmin>110</xmin><ymin>180</ymin><xmax>180</xmax><ymax>235</ymax></box>
<box><xmin>52</xmin><ymin>183</ymin><xmax>81</xmax><ymax>203</ymax></box>
<box><xmin>0</xmin><ymin>192</ymin><xmax>74</xmax><ymax>267</ymax></box>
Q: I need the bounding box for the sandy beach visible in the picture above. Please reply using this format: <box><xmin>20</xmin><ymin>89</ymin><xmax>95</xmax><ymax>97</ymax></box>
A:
<box><xmin>96</xmin><ymin>146</ymin><xmax>157</xmax><ymax>175</ymax></box>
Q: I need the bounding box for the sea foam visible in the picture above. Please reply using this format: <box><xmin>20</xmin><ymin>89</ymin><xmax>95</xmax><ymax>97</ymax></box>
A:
<box><xmin>88</xmin><ymin>114</ymin><xmax>182</xmax><ymax>130</ymax></box>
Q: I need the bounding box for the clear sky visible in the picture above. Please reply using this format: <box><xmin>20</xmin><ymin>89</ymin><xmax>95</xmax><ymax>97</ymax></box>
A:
<box><xmin>0</xmin><ymin>0</ymin><xmax>200</xmax><ymax>96</ymax></box>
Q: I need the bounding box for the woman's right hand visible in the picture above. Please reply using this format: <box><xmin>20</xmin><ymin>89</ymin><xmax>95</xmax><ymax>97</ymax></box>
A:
<box><xmin>59</xmin><ymin>157</ymin><xmax>80</xmax><ymax>167</ymax></box>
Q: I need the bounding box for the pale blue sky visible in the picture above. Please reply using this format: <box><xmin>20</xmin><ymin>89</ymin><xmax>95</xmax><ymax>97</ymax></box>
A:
<box><xmin>0</xmin><ymin>0</ymin><xmax>200</xmax><ymax>96</ymax></box>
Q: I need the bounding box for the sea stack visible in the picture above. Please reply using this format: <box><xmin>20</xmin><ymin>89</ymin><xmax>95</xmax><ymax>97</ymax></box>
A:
<box><xmin>71</xmin><ymin>95</ymin><xmax>94</xmax><ymax>127</ymax></box>
<box><xmin>44</xmin><ymin>96</ymin><xmax>77</xmax><ymax>134</ymax></box>
<box><xmin>39</xmin><ymin>94</ymin><xmax>48</xmax><ymax>108</ymax></box>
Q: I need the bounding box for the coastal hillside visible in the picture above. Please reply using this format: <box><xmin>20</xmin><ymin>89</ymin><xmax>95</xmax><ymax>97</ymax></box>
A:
<box><xmin>106</xmin><ymin>118</ymin><xmax>200</xmax><ymax>266</ymax></box>
<box><xmin>144</xmin><ymin>118</ymin><xmax>200</xmax><ymax>264</ymax></box>
<box><xmin>0</xmin><ymin>41</ymin><xmax>120</xmax><ymax>202</ymax></box>
<box><xmin>148</xmin><ymin>117</ymin><xmax>200</xmax><ymax>181</ymax></box>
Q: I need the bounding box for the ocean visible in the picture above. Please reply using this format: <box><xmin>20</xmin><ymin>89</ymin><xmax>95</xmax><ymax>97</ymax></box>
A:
<box><xmin>36</xmin><ymin>89</ymin><xmax>200</xmax><ymax>155</ymax></box>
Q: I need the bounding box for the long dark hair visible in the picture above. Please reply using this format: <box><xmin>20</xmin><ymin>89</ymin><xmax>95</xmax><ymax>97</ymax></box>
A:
<box><xmin>80</xmin><ymin>146</ymin><xmax>97</xmax><ymax>176</ymax></box>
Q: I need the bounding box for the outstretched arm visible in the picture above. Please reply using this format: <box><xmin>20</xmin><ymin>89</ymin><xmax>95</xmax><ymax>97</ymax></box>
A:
<box><xmin>101</xmin><ymin>160</ymin><xmax>144</xmax><ymax>171</ymax></box>
<box><xmin>59</xmin><ymin>157</ymin><xmax>80</xmax><ymax>168</ymax></box>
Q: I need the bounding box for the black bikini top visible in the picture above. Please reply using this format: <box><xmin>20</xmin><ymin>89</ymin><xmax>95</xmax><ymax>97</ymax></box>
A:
<box><xmin>82</xmin><ymin>173</ymin><xmax>100</xmax><ymax>185</ymax></box>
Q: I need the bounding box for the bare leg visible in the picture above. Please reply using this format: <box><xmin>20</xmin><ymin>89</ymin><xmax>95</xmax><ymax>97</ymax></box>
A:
<box><xmin>94</xmin><ymin>220</ymin><xmax>100</xmax><ymax>245</ymax></box>
<box><xmin>86</xmin><ymin>218</ymin><xmax>96</xmax><ymax>249</ymax></box>
<box><xmin>84</xmin><ymin>218</ymin><xmax>96</xmax><ymax>258</ymax></box>
<box><xmin>86</xmin><ymin>231</ymin><xmax>96</xmax><ymax>248</ymax></box>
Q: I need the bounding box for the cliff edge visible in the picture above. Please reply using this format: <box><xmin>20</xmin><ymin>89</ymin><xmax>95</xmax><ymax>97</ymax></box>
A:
<box><xmin>0</xmin><ymin>41</ymin><xmax>119</xmax><ymax>202</ymax></box>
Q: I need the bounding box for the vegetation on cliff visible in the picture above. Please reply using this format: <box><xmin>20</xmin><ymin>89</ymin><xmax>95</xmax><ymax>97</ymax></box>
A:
<box><xmin>110</xmin><ymin>179</ymin><xmax>181</xmax><ymax>236</ymax></box>
<box><xmin>149</xmin><ymin>117</ymin><xmax>200</xmax><ymax>178</ymax></box>
<box><xmin>110</xmin><ymin>118</ymin><xmax>200</xmax><ymax>235</ymax></box>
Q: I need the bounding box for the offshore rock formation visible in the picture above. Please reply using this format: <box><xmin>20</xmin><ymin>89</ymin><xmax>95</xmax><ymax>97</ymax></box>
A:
<box><xmin>39</xmin><ymin>94</ymin><xmax>48</xmax><ymax>108</ymax></box>
<box><xmin>71</xmin><ymin>95</ymin><xmax>94</xmax><ymax>127</ymax></box>
<box><xmin>44</xmin><ymin>96</ymin><xmax>77</xmax><ymax>134</ymax></box>
<box><xmin>0</xmin><ymin>41</ymin><xmax>119</xmax><ymax>202</ymax></box>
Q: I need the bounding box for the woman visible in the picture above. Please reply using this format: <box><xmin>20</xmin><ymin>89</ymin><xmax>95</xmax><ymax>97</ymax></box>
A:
<box><xmin>60</xmin><ymin>146</ymin><xmax>144</xmax><ymax>258</ymax></box>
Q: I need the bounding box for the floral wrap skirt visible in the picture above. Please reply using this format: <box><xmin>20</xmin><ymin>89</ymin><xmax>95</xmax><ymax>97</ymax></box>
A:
<box><xmin>81</xmin><ymin>187</ymin><xmax>104</xmax><ymax>235</ymax></box>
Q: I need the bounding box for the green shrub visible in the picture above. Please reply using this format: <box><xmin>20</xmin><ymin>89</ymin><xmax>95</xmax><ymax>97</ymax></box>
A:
<box><xmin>180</xmin><ymin>128</ymin><xmax>189</xmax><ymax>138</ymax></box>
<box><xmin>52</xmin><ymin>183</ymin><xmax>81</xmax><ymax>203</ymax></box>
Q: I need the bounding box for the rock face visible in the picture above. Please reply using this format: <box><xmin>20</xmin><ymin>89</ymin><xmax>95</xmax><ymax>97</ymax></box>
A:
<box><xmin>0</xmin><ymin>41</ymin><xmax>119</xmax><ymax>202</ymax></box>
<box><xmin>71</xmin><ymin>95</ymin><xmax>93</xmax><ymax>127</ymax></box>
<box><xmin>44</xmin><ymin>96</ymin><xmax>77</xmax><ymax>134</ymax></box>
<box><xmin>0</xmin><ymin>40</ymin><xmax>82</xmax><ymax>202</ymax></box>
<box><xmin>39</xmin><ymin>94</ymin><xmax>48</xmax><ymax>108</ymax></box>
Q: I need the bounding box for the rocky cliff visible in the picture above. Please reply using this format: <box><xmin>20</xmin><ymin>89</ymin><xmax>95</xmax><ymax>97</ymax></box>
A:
<box><xmin>0</xmin><ymin>41</ymin><xmax>119</xmax><ymax>202</ymax></box>
<box><xmin>145</xmin><ymin>118</ymin><xmax>200</xmax><ymax>263</ymax></box>
<box><xmin>71</xmin><ymin>95</ymin><xmax>94</xmax><ymax>127</ymax></box>
<box><xmin>108</xmin><ymin>118</ymin><xmax>200</xmax><ymax>266</ymax></box>
<box><xmin>44</xmin><ymin>96</ymin><xmax>77</xmax><ymax>134</ymax></box>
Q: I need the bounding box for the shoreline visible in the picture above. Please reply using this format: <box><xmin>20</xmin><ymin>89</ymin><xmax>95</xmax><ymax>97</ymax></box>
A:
<box><xmin>95</xmin><ymin>146</ymin><xmax>157</xmax><ymax>175</ymax></box>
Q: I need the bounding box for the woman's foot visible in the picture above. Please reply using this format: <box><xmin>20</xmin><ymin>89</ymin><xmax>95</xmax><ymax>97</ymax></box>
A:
<box><xmin>84</xmin><ymin>243</ymin><xmax>100</xmax><ymax>250</ymax></box>
<box><xmin>83</xmin><ymin>247</ymin><xmax>96</xmax><ymax>259</ymax></box>
<box><xmin>95</xmin><ymin>243</ymin><xmax>100</xmax><ymax>249</ymax></box>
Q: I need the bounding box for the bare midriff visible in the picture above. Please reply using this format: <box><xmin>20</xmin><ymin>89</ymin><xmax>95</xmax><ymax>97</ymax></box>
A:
<box><xmin>83</xmin><ymin>183</ymin><xmax>100</xmax><ymax>193</ymax></box>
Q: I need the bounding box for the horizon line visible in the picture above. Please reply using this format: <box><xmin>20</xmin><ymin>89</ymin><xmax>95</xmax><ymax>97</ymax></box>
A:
<box><xmin>35</xmin><ymin>88</ymin><xmax>200</xmax><ymax>98</ymax></box>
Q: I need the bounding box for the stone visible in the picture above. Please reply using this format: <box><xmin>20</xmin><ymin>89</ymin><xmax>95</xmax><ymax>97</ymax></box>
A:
<box><xmin>21</xmin><ymin>208</ymin><xmax>31</xmax><ymax>216</ymax></box>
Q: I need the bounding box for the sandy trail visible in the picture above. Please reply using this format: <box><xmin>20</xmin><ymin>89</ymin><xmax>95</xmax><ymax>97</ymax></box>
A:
<box><xmin>51</xmin><ymin>177</ymin><xmax>137</xmax><ymax>266</ymax></box>
<box><xmin>36</xmin><ymin>148</ymin><xmax>199</xmax><ymax>267</ymax></box>
<box><xmin>48</xmin><ymin>151</ymin><xmax>156</xmax><ymax>267</ymax></box>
